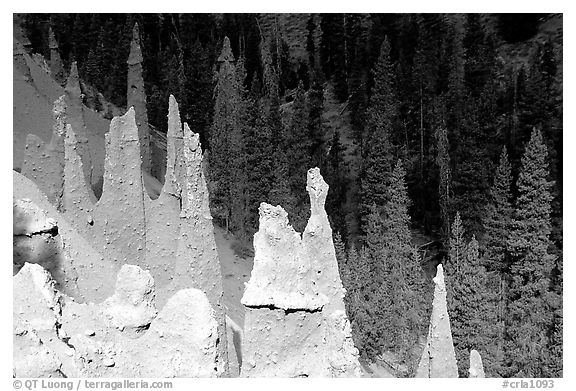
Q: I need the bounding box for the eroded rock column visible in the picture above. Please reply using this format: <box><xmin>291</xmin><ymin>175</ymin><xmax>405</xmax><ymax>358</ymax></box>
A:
<box><xmin>469</xmin><ymin>349</ymin><xmax>485</xmax><ymax>378</ymax></box>
<box><xmin>64</xmin><ymin>62</ymin><xmax>93</xmax><ymax>186</ymax></box>
<box><xmin>127</xmin><ymin>22</ymin><xmax>151</xmax><ymax>174</ymax></box>
<box><xmin>92</xmin><ymin>108</ymin><xmax>147</xmax><ymax>267</ymax></box>
<box><xmin>416</xmin><ymin>264</ymin><xmax>459</xmax><ymax>378</ymax></box>
<box><xmin>242</xmin><ymin>183</ymin><xmax>361</xmax><ymax>377</ymax></box>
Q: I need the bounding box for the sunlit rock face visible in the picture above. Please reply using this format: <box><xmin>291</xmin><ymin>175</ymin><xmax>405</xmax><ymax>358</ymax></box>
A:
<box><xmin>241</xmin><ymin>168</ymin><xmax>362</xmax><ymax>378</ymax></box>
<box><xmin>416</xmin><ymin>264</ymin><xmax>459</xmax><ymax>378</ymax></box>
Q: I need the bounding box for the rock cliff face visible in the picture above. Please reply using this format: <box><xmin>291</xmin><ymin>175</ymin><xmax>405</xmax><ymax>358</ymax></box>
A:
<box><xmin>241</xmin><ymin>169</ymin><xmax>362</xmax><ymax>377</ymax></box>
<box><xmin>416</xmin><ymin>264</ymin><xmax>459</xmax><ymax>378</ymax></box>
<box><xmin>14</xmin><ymin>263</ymin><xmax>220</xmax><ymax>378</ymax></box>
<box><xmin>127</xmin><ymin>23</ymin><xmax>151</xmax><ymax>174</ymax></box>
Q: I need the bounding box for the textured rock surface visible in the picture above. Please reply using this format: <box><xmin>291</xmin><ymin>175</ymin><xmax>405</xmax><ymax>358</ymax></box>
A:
<box><xmin>127</xmin><ymin>23</ymin><xmax>151</xmax><ymax>174</ymax></box>
<box><xmin>241</xmin><ymin>169</ymin><xmax>361</xmax><ymax>377</ymax></box>
<box><xmin>416</xmin><ymin>264</ymin><xmax>459</xmax><ymax>378</ymax></box>
<box><xmin>169</xmin><ymin>122</ymin><xmax>228</xmax><ymax>375</ymax></box>
<box><xmin>21</xmin><ymin>95</ymin><xmax>66</xmax><ymax>208</ymax></box>
<box><xmin>62</xmin><ymin>124</ymin><xmax>97</xmax><ymax>236</ymax></box>
<box><xmin>14</xmin><ymin>171</ymin><xmax>115</xmax><ymax>302</ymax></box>
<box><xmin>92</xmin><ymin>108</ymin><xmax>147</xmax><ymax>267</ymax></box>
<box><xmin>469</xmin><ymin>349</ymin><xmax>485</xmax><ymax>378</ymax></box>
<box><xmin>64</xmin><ymin>62</ymin><xmax>93</xmax><ymax>186</ymax></box>
<box><xmin>242</xmin><ymin>203</ymin><xmax>328</xmax><ymax>311</ymax></box>
<box><xmin>13</xmin><ymin>263</ymin><xmax>77</xmax><ymax>377</ymax></box>
<box><xmin>14</xmin><ymin>263</ymin><xmax>220</xmax><ymax>378</ymax></box>
<box><xmin>303</xmin><ymin>167</ymin><xmax>347</xmax><ymax>313</ymax></box>
<box><xmin>144</xmin><ymin>96</ymin><xmax>183</xmax><ymax>293</ymax></box>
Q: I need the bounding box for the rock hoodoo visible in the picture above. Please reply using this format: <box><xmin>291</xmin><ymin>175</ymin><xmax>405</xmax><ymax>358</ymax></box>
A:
<box><xmin>240</xmin><ymin>168</ymin><xmax>361</xmax><ymax>377</ymax></box>
<box><xmin>92</xmin><ymin>107</ymin><xmax>147</xmax><ymax>267</ymax></box>
<box><xmin>469</xmin><ymin>349</ymin><xmax>486</xmax><ymax>378</ymax></box>
<box><xmin>127</xmin><ymin>22</ymin><xmax>151</xmax><ymax>174</ymax></box>
<box><xmin>64</xmin><ymin>61</ymin><xmax>93</xmax><ymax>186</ymax></box>
<box><xmin>416</xmin><ymin>264</ymin><xmax>459</xmax><ymax>378</ymax></box>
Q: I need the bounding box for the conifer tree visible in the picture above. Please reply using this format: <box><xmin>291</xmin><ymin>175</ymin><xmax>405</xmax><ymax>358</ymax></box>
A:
<box><xmin>449</xmin><ymin>235</ymin><xmax>503</xmax><ymax>377</ymax></box>
<box><xmin>435</xmin><ymin>125</ymin><xmax>452</xmax><ymax>241</ymax></box>
<box><xmin>359</xmin><ymin>38</ymin><xmax>397</xmax><ymax>233</ymax></box>
<box><xmin>209</xmin><ymin>37</ymin><xmax>247</xmax><ymax>233</ymax></box>
<box><xmin>448</xmin><ymin>211</ymin><xmax>465</xmax><ymax>274</ymax></box>
<box><xmin>505</xmin><ymin>128</ymin><xmax>559</xmax><ymax>377</ymax></box>
<box><xmin>379</xmin><ymin>160</ymin><xmax>427</xmax><ymax>375</ymax></box>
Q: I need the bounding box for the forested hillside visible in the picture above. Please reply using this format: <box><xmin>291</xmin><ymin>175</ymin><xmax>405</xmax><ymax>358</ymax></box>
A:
<box><xmin>16</xmin><ymin>13</ymin><xmax>563</xmax><ymax>377</ymax></box>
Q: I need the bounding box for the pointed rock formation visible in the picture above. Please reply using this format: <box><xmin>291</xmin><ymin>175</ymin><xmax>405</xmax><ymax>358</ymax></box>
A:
<box><xmin>127</xmin><ymin>22</ymin><xmax>151</xmax><ymax>174</ymax></box>
<box><xmin>416</xmin><ymin>264</ymin><xmax>459</xmax><ymax>378</ymax></box>
<box><xmin>144</xmin><ymin>96</ymin><xmax>184</xmax><ymax>292</ymax></box>
<box><xmin>241</xmin><ymin>169</ymin><xmax>361</xmax><ymax>377</ymax></box>
<box><xmin>62</xmin><ymin>124</ymin><xmax>97</xmax><ymax>235</ymax></box>
<box><xmin>469</xmin><ymin>350</ymin><xmax>485</xmax><ymax>378</ymax></box>
<box><xmin>169</xmin><ymin>122</ymin><xmax>228</xmax><ymax>375</ymax></box>
<box><xmin>93</xmin><ymin>107</ymin><xmax>147</xmax><ymax>267</ymax></box>
<box><xmin>21</xmin><ymin>95</ymin><xmax>66</xmax><ymax>208</ymax></box>
<box><xmin>303</xmin><ymin>167</ymin><xmax>347</xmax><ymax>313</ymax></box>
<box><xmin>14</xmin><ymin>171</ymin><xmax>116</xmax><ymax>302</ymax></box>
<box><xmin>64</xmin><ymin>62</ymin><xmax>93</xmax><ymax>186</ymax></box>
<box><xmin>48</xmin><ymin>27</ymin><xmax>65</xmax><ymax>84</ymax></box>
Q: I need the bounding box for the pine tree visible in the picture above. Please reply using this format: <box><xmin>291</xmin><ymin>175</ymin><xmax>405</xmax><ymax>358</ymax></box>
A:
<box><xmin>379</xmin><ymin>160</ymin><xmax>427</xmax><ymax>375</ymax></box>
<box><xmin>435</xmin><ymin>125</ymin><xmax>452</xmax><ymax>241</ymax></box>
<box><xmin>448</xmin><ymin>211</ymin><xmax>465</xmax><ymax>274</ymax></box>
<box><xmin>209</xmin><ymin>37</ymin><xmax>247</xmax><ymax>233</ymax></box>
<box><xmin>505</xmin><ymin>128</ymin><xmax>559</xmax><ymax>377</ymax></box>
<box><xmin>359</xmin><ymin>38</ymin><xmax>397</xmax><ymax>233</ymax></box>
<box><xmin>324</xmin><ymin>130</ymin><xmax>347</xmax><ymax>237</ymax></box>
<box><xmin>483</xmin><ymin>147</ymin><xmax>514</xmax><ymax>273</ymax></box>
<box><xmin>449</xmin><ymin>235</ymin><xmax>503</xmax><ymax>377</ymax></box>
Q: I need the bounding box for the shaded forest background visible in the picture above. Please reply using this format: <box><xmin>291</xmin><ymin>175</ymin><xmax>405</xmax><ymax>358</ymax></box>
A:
<box><xmin>17</xmin><ymin>13</ymin><xmax>563</xmax><ymax>377</ymax></box>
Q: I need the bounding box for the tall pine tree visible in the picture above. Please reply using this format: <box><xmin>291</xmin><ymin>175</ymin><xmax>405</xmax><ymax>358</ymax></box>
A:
<box><xmin>505</xmin><ymin>128</ymin><xmax>559</xmax><ymax>377</ymax></box>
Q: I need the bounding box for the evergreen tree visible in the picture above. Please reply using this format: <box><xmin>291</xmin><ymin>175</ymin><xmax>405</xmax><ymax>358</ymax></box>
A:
<box><xmin>209</xmin><ymin>37</ymin><xmax>247</xmax><ymax>233</ymax></box>
<box><xmin>448</xmin><ymin>211</ymin><xmax>465</xmax><ymax>274</ymax></box>
<box><xmin>435</xmin><ymin>124</ymin><xmax>452</xmax><ymax>241</ymax></box>
<box><xmin>325</xmin><ymin>130</ymin><xmax>347</xmax><ymax>237</ymax></box>
<box><xmin>505</xmin><ymin>128</ymin><xmax>559</xmax><ymax>377</ymax></box>
<box><xmin>359</xmin><ymin>38</ymin><xmax>397</xmax><ymax>233</ymax></box>
<box><xmin>380</xmin><ymin>160</ymin><xmax>427</xmax><ymax>375</ymax></box>
<box><xmin>483</xmin><ymin>147</ymin><xmax>514</xmax><ymax>273</ymax></box>
<box><xmin>449</xmin><ymin>235</ymin><xmax>503</xmax><ymax>377</ymax></box>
